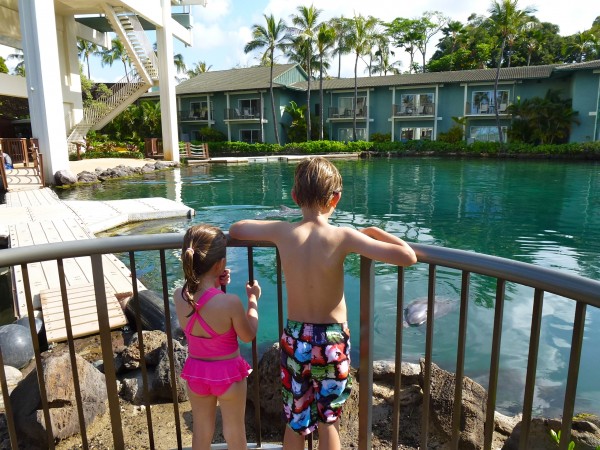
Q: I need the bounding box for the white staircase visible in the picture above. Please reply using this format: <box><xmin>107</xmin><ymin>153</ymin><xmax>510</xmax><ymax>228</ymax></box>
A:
<box><xmin>67</xmin><ymin>6</ymin><xmax>160</xmax><ymax>152</ymax></box>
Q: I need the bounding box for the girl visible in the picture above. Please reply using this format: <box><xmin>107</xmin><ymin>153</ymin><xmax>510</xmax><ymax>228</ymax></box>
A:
<box><xmin>174</xmin><ymin>224</ymin><xmax>260</xmax><ymax>450</ymax></box>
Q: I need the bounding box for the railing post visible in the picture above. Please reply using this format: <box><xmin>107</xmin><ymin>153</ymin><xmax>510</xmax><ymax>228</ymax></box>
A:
<box><xmin>358</xmin><ymin>256</ymin><xmax>374</xmax><ymax>450</ymax></box>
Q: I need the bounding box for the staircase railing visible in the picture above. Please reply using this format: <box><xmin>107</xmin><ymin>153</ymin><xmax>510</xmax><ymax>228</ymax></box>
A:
<box><xmin>114</xmin><ymin>8</ymin><xmax>159</xmax><ymax>80</ymax></box>
<box><xmin>67</xmin><ymin>5</ymin><xmax>160</xmax><ymax>151</ymax></box>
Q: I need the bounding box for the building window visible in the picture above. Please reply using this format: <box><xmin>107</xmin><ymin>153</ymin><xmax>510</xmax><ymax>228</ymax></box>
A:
<box><xmin>239</xmin><ymin>99</ymin><xmax>260</xmax><ymax>117</ymax></box>
<box><xmin>400</xmin><ymin>128</ymin><xmax>414</xmax><ymax>140</ymax></box>
<box><xmin>471</xmin><ymin>90</ymin><xmax>509</xmax><ymax>114</ymax></box>
<box><xmin>339</xmin><ymin>127</ymin><xmax>366</xmax><ymax>141</ymax></box>
<box><xmin>399</xmin><ymin>93</ymin><xmax>434</xmax><ymax>115</ymax></box>
<box><xmin>399</xmin><ymin>127</ymin><xmax>433</xmax><ymax>141</ymax></box>
<box><xmin>469</xmin><ymin>126</ymin><xmax>508</xmax><ymax>142</ymax></box>
<box><xmin>240</xmin><ymin>129</ymin><xmax>261</xmax><ymax>143</ymax></box>
<box><xmin>189</xmin><ymin>100</ymin><xmax>212</xmax><ymax>119</ymax></box>
<box><xmin>339</xmin><ymin>96</ymin><xmax>366</xmax><ymax>116</ymax></box>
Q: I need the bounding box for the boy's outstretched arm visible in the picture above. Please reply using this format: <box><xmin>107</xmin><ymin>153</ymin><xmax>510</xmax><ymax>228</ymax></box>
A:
<box><xmin>229</xmin><ymin>219</ymin><xmax>280</xmax><ymax>242</ymax></box>
<box><xmin>356</xmin><ymin>226</ymin><xmax>418</xmax><ymax>267</ymax></box>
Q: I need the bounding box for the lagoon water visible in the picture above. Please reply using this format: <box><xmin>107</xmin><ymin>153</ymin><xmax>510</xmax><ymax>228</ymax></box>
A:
<box><xmin>55</xmin><ymin>157</ymin><xmax>600</xmax><ymax>418</ymax></box>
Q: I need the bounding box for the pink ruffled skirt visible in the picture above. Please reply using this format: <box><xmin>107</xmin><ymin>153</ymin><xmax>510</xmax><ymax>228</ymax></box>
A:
<box><xmin>181</xmin><ymin>355</ymin><xmax>252</xmax><ymax>396</ymax></box>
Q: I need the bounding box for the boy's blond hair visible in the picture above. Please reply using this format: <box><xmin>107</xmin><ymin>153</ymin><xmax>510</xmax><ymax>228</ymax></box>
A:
<box><xmin>292</xmin><ymin>157</ymin><xmax>343</xmax><ymax>209</ymax></box>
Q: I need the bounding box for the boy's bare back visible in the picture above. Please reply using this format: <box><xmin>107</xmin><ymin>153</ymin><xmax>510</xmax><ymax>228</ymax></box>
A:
<box><xmin>229</xmin><ymin>162</ymin><xmax>416</xmax><ymax>325</ymax></box>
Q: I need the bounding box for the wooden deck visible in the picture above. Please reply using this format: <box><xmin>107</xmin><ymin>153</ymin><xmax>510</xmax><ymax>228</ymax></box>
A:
<box><xmin>1</xmin><ymin>187</ymin><xmax>194</xmax><ymax>342</ymax></box>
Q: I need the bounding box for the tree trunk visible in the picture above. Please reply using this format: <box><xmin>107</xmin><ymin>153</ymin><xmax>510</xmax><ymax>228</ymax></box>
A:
<box><xmin>306</xmin><ymin>52</ymin><xmax>311</xmax><ymax>142</ymax></box>
<box><xmin>269</xmin><ymin>53</ymin><xmax>280</xmax><ymax>145</ymax></box>
<box><xmin>353</xmin><ymin>52</ymin><xmax>358</xmax><ymax>141</ymax></box>
<box><xmin>319</xmin><ymin>58</ymin><xmax>324</xmax><ymax>140</ymax></box>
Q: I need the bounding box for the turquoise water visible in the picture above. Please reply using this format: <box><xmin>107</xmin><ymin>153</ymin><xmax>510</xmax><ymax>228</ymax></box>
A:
<box><xmin>55</xmin><ymin>158</ymin><xmax>600</xmax><ymax>418</ymax></box>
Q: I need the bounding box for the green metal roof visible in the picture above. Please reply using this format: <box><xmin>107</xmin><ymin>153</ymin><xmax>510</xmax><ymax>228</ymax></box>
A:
<box><xmin>175</xmin><ymin>64</ymin><xmax>306</xmax><ymax>95</ymax></box>
<box><xmin>291</xmin><ymin>65</ymin><xmax>560</xmax><ymax>91</ymax></box>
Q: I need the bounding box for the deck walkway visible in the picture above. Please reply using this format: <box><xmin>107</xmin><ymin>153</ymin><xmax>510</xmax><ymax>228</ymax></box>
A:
<box><xmin>0</xmin><ymin>187</ymin><xmax>194</xmax><ymax>342</ymax></box>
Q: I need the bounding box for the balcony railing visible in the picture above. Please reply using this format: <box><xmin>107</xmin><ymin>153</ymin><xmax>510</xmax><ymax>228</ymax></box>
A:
<box><xmin>224</xmin><ymin>108</ymin><xmax>263</xmax><ymax>120</ymax></box>
<box><xmin>179</xmin><ymin>110</ymin><xmax>213</xmax><ymax>121</ymax></box>
<box><xmin>0</xmin><ymin>234</ymin><xmax>599</xmax><ymax>449</ymax></box>
<box><xmin>328</xmin><ymin>106</ymin><xmax>368</xmax><ymax>119</ymax></box>
<box><xmin>465</xmin><ymin>102</ymin><xmax>511</xmax><ymax>115</ymax></box>
<box><xmin>392</xmin><ymin>103</ymin><xmax>435</xmax><ymax>117</ymax></box>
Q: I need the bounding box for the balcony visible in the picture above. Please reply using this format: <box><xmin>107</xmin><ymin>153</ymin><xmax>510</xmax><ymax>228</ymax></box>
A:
<box><xmin>328</xmin><ymin>106</ymin><xmax>368</xmax><ymax>120</ymax></box>
<box><xmin>392</xmin><ymin>103</ymin><xmax>435</xmax><ymax>117</ymax></box>
<box><xmin>179</xmin><ymin>109</ymin><xmax>213</xmax><ymax>122</ymax></box>
<box><xmin>0</xmin><ymin>234</ymin><xmax>598</xmax><ymax>449</ymax></box>
<box><xmin>465</xmin><ymin>102</ymin><xmax>511</xmax><ymax>116</ymax></box>
<box><xmin>224</xmin><ymin>107</ymin><xmax>264</xmax><ymax>121</ymax></box>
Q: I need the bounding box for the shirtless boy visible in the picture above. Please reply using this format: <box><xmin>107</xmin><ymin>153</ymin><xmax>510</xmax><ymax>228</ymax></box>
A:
<box><xmin>229</xmin><ymin>156</ymin><xmax>417</xmax><ymax>449</ymax></box>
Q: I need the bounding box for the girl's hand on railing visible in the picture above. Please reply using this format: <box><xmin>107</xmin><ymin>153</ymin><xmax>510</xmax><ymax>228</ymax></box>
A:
<box><xmin>246</xmin><ymin>280</ymin><xmax>261</xmax><ymax>301</ymax></box>
<box><xmin>217</xmin><ymin>268</ymin><xmax>231</xmax><ymax>288</ymax></box>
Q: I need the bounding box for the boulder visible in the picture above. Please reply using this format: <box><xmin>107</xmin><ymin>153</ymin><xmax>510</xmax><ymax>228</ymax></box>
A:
<box><xmin>423</xmin><ymin>359</ymin><xmax>487</xmax><ymax>450</ymax></box>
<box><xmin>121</xmin><ymin>329</ymin><xmax>170</xmax><ymax>370</ymax></box>
<box><xmin>0</xmin><ymin>323</ymin><xmax>34</xmax><ymax>369</ymax></box>
<box><xmin>54</xmin><ymin>170</ymin><xmax>77</xmax><ymax>186</ymax></box>
<box><xmin>76</xmin><ymin>170</ymin><xmax>99</xmax><ymax>183</ymax></box>
<box><xmin>151</xmin><ymin>340</ymin><xmax>188</xmax><ymax>402</ymax></box>
<box><xmin>502</xmin><ymin>418</ymin><xmax>600</xmax><ymax>450</ymax></box>
<box><xmin>10</xmin><ymin>353</ymin><xmax>107</xmax><ymax>448</ymax></box>
<box><xmin>0</xmin><ymin>365</ymin><xmax>23</xmax><ymax>409</ymax></box>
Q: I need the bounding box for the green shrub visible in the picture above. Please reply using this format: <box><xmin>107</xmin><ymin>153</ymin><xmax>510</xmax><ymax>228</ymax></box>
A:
<box><xmin>195</xmin><ymin>127</ymin><xmax>227</xmax><ymax>142</ymax></box>
<box><xmin>370</xmin><ymin>132</ymin><xmax>391</xmax><ymax>142</ymax></box>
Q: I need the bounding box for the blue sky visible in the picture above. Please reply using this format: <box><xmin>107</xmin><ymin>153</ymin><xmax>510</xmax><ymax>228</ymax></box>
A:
<box><xmin>1</xmin><ymin>0</ymin><xmax>596</xmax><ymax>83</ymax></box>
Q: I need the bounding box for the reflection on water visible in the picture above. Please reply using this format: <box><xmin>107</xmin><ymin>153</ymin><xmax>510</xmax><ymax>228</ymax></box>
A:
<box><xmin>56</xmin><ymin>158</ymin><xmax>600</xmax><ymax>417</ymax></box>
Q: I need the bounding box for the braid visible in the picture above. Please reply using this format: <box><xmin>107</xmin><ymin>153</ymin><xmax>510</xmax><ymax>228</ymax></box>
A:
<box><xmin>181</xmin><ymin>224</ymin><xmax>227</xmax><ymax>312</ymax></box>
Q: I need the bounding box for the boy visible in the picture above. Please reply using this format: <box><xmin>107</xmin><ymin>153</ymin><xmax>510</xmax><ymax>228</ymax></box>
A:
<box><xmin>229</xmin><ymin>156</ymin><xmax>417</xmax><ymax>449</ymax></box>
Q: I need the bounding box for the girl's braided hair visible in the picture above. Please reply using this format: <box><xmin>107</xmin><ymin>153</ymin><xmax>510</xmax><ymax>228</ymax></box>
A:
<box><xmin>180</xmin><ymin>224</ymin><xmax>227</xmax><ymax>311</ymax></box>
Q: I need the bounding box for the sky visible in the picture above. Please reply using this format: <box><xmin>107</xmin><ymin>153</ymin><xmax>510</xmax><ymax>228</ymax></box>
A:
<box><xmin>0</xmin><ymin>0</ymin><xmax>598</xmax><ymax>83</ymax></box>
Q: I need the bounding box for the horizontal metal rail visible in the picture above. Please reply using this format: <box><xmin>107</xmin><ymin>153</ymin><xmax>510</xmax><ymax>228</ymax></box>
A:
<box><xmin>0</xmin><ymin>234</ymin><xmax>598</xmax><ymax>449</ymax></box>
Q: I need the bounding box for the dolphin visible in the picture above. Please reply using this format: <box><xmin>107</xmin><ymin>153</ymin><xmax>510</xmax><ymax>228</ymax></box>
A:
<box><xmin>255</xmin><ymin>205</ymin><xmax>301</xmax><ymax>220</ymax></box>
<box><xmin>403</xmin><ymin>296</ymin><xmax>456</xmax><ymax>327</ymax></box>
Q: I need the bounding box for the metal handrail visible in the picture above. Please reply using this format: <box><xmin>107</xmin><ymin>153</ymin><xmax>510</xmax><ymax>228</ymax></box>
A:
<box><xmin>0</xmin><ymin>234</ymin><xmax>598</xmax><ymax>449</ymax></box>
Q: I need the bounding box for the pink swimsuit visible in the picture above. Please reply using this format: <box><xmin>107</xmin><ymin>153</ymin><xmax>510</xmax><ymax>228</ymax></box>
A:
<box><xmin>180</xmin><ymin>288</ymin><xmax>251</xmax><ymax>396</ymax></box>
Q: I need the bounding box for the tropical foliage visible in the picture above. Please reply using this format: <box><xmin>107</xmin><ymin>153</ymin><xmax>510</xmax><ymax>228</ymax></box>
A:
<box><xmin>507</xmin><ymin>90</ymin><xmax>579</xmax><ymax>145</ymax></box>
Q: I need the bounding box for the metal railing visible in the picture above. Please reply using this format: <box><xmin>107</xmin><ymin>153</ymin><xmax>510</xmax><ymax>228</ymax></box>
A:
<box><xmin>328</xmin><ymin>106</ymin><xmax>369</xmax><ymax>119</ymax></box>
<box><xmin>0</xmin><ymin>234</ymin><xmax>598</xmax><ymax>449</ymax></box>
<box><xmin>392</xmin><ymin>103</ymin><xmax>435</xmax><ymax>117</ymax></box>
<box><xmin>224</xmin><ymin>108</ymin><xmax>263</xmax><ymax>120</ymax></box>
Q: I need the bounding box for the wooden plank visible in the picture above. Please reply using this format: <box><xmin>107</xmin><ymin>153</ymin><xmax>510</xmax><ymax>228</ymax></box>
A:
<box><xmin>40</xmin><ymin>284</ymin><xmax>128</xmax><ymax>343</ymax></box>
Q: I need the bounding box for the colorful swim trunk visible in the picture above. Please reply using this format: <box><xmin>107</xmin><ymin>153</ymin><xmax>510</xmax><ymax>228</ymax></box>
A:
<box><xmin>280</xmin><ymin>320</ymin><xmax>352</xmax><ymax>435</ymax></box>
<box><xmin>181</xmin><ymin>355</ymin><xmax>252</xmax><ymax>397</ymax></box>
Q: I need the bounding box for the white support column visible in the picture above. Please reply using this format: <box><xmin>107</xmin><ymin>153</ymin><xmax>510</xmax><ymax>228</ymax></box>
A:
<box><xmin>19</xmin><ymin>0</ymin><xmax>69</xmax><ymax>182</ymax></box>
<box><xmin>63</xmin><ymin>16</ymin><xmax>84</xmax><ymax>127</ymax></box>
<box><xmin>206</xmin><ymin>94</ymin><xmax>212</xmax><ymax>128</ymax></box>
<box><xmin>366</xmin><ymin>89</ymin><xmax>370</xmax><ymax>141</ymax></box>
<box><xmin>260</xmin><ymin>91</ymin><xmax>264</xmax><ymax>142</ymax></box>
<box><xmin>226</xmin><ymin>93</ymin><xmax>231</xmax><ymax>141</ymax></box>
<box><xmin>434</xmin><ymin>85</ymin><xmax>439</xmax><ymax>140</ymax></box>
<box><xmin>156</xmin><ymin>0</ymin><xmax>179</xmax><ymax>162</ymax></box>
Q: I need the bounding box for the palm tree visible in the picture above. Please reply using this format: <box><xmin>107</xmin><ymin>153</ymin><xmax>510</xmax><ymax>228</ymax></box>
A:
<box><xmin>77</xmin><ymin>39</ymin><xmax>99</xmax><ymax>79</ymax></box>
<box><xmin>488</xmin><ymin>0</ymin><xmax>536</xmax><ymax>146</ymax></box>
<box><xmin>289</xmin><ymin>5</ymin><xmax>322</xmax><ymax>141</ymax></box>
<box><xmin>315</xmin><ymin>23</ymin><xmax>335</xmax><ymax>140</ymax></box>
<box><xmin>347</xmin><ymin>14</ymin><xmax>379</xmax><ymax>140</ymax></box>
<box><xmin>186</xmin><ymin>61</ymin><xmax>212</xmax><ymax>78</ymax></box>
<box><xmin>101</xmin><ymin>38</ymin><xmax>131</xmax><ymax>82</ymax></box>
<box><xmin>329</xmin><ymin>16</ymin><xmax>353</xmax><ymax>78</ymax></box>
<box><xmin>244</xmin><ymin>14</ymin><xmax>289</xmax><ymax>145</ymax></box>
